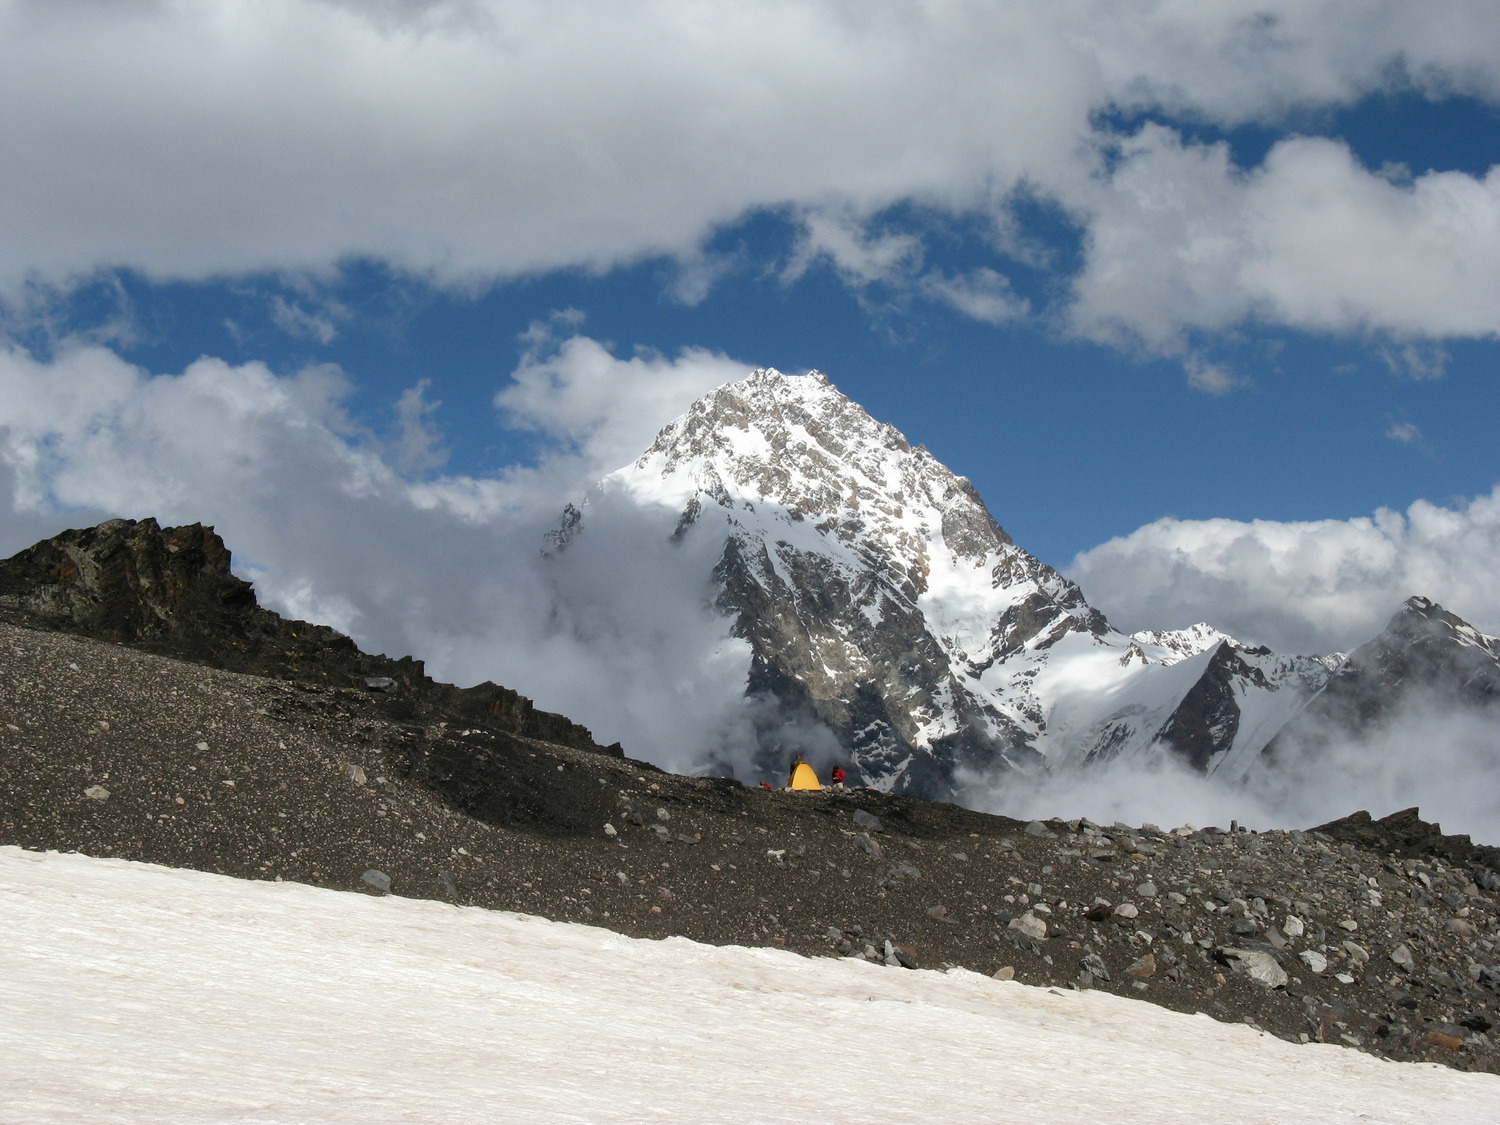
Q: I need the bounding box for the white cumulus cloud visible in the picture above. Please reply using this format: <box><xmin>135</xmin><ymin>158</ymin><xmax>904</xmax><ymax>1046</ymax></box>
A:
<box><xmin>0</xmin><ymin>334</ymin><xmax>761</xmax><ymax>774</ymax></box>
<box><xmin>0</xmin><ymin>1</ymin><xmax>1497</xmax><ymax>354</ymax></box>
<box><xmin>1067</xmin><ymin>486</ymin><xmax>1500</xmax><ymax>652</ymax></box>
<box><xmin>1067</xmin><ymin>128</ymin><xmax>1500</xmax><ymax>360</ymax></box>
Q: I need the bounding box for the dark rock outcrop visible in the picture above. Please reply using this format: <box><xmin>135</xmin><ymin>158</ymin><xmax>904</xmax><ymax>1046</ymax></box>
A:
<box><xmin>1151</xmin><ymin>642</ymin><xmax>1268</xmax><ymax>771</ymax></box>
<box><xmin>1314</xmin><ymin>807</ymin><xmax>1500</xmax><ymax>878</ymax></box>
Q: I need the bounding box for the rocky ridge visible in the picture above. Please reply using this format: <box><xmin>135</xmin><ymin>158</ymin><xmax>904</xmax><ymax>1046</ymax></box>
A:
<box><xmin>1266</xmin><ymin>595</ymin><xmax>1500</xmax><ymax>765</ymax></box>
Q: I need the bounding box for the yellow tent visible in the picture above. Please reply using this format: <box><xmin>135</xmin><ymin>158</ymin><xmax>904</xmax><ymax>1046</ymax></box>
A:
<box><xmin>788</xmin><ymin>760</ymin><xmax>822</xmax><ymax>791</ymax></box>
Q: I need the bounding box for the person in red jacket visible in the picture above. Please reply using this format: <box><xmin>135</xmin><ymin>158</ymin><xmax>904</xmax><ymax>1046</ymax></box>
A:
<box><xmin>830</xmin><ymin>765</ymin><xmax>847</xmax><ymax>789</ymax></box>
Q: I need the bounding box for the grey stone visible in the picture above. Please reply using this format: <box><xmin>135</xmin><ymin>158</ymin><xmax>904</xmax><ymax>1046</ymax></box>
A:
<box><xmin>1112</xmin><ymin>902</ymin><xmax>1139</xmax><ymax>920</ymax></box>
<box><xmin>1136</xmin><ymin>881</ymin><xmax>1158</xmax><ymax>898</ymax></box>
<box><xmin>1079</xmin><ymin>952</ymin><xmax>1110</xmax><ymax>982</ymax></box>
<box><xmin>853</xmin><ymin>808</ymin><xmax>884</xmax><ymax>833</ymax></box>
<box><xmin>1299</xmin><ymin>950</ymin><xmax>1328</xmax><ymax>974</ymax></box>
<box><xmin>361</xmin><ymin>869</ymin><xmax>391</xmax><ymax>894</ymax></box>
<box><xmin>1389</xmin><ymin>943</ymin><xmax>1415</xmax><ymax>970</ymax></box>
<box><xmin>345</xmin><ymin>763</ymin><xmax>367</xmax><ymax>785</ymax></box>
<box><xmin>853</xmin><ymin>833</ymin><xmax>883</xmax><ymax>858</ymax></box>
<box><xmin>83</xmin><ymin>785</ymin><xmax>110</xmax><ymax>801</ymax></box>
<box><xmin>362</xmin><ymin>676</ymin><xmax>395</xmax><ymax>691</ymax></box>
<box><xmin>1024</xmin><ymin>820</ymin><xmax>1051</xmax><ymax>836</ymax></box>
<box><xmin>1008</xmin><ymin>912</ymin><xmax>1048</xmax><ymax>941</ymax></box>
<box><xmin>1226</xmin><ymin>950</ymin><xmax>1287</xmax><ymax>988</ymax></box>
<box><xmin>883</xmin><ymin>939</ymin><xmax>918</xmax><ymax>969</ymax></box>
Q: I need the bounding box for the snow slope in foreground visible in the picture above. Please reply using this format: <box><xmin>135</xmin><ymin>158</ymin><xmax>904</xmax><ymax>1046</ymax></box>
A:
<box><xmin>2</xmin><ymin>847</ymin><xmax>1495</xmax><ymax>1124</ymax></box>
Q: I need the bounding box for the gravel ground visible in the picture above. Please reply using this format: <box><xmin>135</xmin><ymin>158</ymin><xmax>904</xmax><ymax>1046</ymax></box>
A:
<box><xmin>4</xmin><ymin>617</ymin><xmax>1499</xmax><ymax>1074</ymax></box>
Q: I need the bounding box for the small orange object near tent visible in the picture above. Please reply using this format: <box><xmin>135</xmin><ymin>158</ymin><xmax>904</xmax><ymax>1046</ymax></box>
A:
<box><xmin>788</xmin><ymin>760</ymin><xmax>822</xmax><ymax>791</ymax></box>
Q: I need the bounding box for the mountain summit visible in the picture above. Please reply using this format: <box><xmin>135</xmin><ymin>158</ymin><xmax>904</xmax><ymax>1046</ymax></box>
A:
<box><xmin>600</xmin><ymin>368</ymin><xmax>1108</xmax><ymax>792</ymax></box>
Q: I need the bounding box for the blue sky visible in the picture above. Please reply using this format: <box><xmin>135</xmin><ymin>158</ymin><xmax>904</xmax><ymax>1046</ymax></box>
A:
<box><xmin>1</xmin><ymin>1</ymin><xmax>1498</xmax><ymax>677</ymax></box>
<box><xmin>32</xmin><ymin>158</ymin><xmax>1495</xmax><ymax>572</ymax></box>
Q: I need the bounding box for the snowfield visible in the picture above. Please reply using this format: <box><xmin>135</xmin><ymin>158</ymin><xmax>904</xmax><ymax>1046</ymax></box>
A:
<box><xmin>2</xmin><ymin>847</ymin><xmax>1495</xmax><ymax>1124</ymax></box>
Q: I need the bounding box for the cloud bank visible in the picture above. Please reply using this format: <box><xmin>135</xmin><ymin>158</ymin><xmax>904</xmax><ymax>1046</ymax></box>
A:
<box><xmin>1067</xmin><ymin>488</ymin><xmax>1500</xmax><ymax>652</ymax></box>
<box><xmin>1068</xmin><ymin>129</ymin><xmax>1500</xmax><ymax>355</ymax></box>
<box><xmin>0</xmin><ymin>334</ymin><xmax>761</xmax><ymax>775</ymax></box>
<box><xmin>1</xmin><ymin>1</ymin><xmax>1498</xmax><ymax>364</ymax></box>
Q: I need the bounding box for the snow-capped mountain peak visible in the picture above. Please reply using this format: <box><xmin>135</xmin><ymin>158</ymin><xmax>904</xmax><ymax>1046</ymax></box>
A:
<box><xmin>590</xmin><ymin>368</ymin><xmax>1116</xmax><ymax>791</ymax></box>
<box><xmin>1129</xmin><ymin>623</ymin><xmax>1233</xmax><ymax>664</ymax></box>
<box><xmin>558</xmin><ymin>367</ymin><xmax>1344</xmax><ymax>797</ymax></box>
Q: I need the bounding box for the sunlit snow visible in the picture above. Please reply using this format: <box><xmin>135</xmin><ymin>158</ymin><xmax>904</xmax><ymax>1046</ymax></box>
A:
<box><xmin>3</xmin><ymin>847</ymin><xmax>1495</xmax><ymax>1123</ymax></box>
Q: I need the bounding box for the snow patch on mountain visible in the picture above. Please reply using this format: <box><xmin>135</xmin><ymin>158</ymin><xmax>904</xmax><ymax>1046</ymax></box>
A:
<box><xmin>1130</xmin><ymin>623</ymin><xmax>1232</xmax><ymax>662</ymax></box>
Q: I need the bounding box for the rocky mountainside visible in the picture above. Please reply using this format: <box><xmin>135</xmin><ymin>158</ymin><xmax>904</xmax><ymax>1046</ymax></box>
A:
<box><xmin>555</xmin><ymin>369</ymin><xmax>1369</xmax><ymax>797</ymax></box>
<box><xmin>3</xmin><ymin>603</ymin><xmax>1499</xmax><ymax>1073</ymax></box>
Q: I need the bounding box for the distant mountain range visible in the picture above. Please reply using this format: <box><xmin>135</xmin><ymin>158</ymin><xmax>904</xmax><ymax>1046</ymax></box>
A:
<box><xmin>552</xmin><ymin>368</ymin><xmax>1500</xmax><ymax>800</ymax></box>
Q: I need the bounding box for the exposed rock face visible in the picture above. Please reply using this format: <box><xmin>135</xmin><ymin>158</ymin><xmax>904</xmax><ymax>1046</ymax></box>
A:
<box><xmin>1314</xmin><ymin>807</ymin><xmax>1500</xmax><ymax>877</ymax></box>
<box><xmin>0</xmin><ymin>517</ymin><xmax>615</xmax><ymax>755</ymax></box>
<box><xmin>1264</xmin><ymin>596</ymin><xmax>1500</xmax><ymax>766</ymax></box>
<box><xmin>593</xmin><ymin>369</ymin><xmax>1114</xmax><ymax>794</ymax></box>
<box><xmin>557</xmin><ymin>369</ymin><xmax>1340</xmax><ymax>795</ymax></box>
<box><xmin>0</xmin><ymin>517</ymin><xmax>259</xmax><ymax>649</ymax></box>
<box><xmin>1150</xmin><ymin>641</ymin><xmax>1267</xmax><ymax>772</ymax></box>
